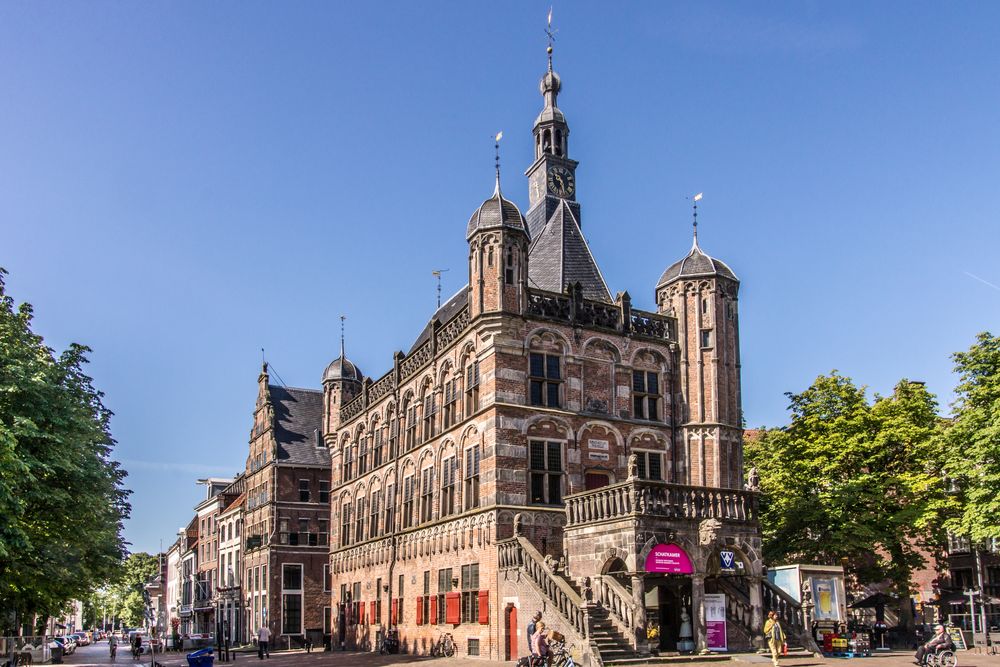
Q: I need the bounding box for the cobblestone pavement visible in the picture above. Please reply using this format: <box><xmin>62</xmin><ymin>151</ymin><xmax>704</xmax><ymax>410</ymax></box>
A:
<box><xmin>61</xmin><ymin>642</ymin><xmax>1000</xmax><ymax>667</ymax></box>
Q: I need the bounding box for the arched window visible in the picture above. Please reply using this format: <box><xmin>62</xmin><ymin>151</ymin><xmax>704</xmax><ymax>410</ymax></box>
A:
<box><xmin>554</xmin><ymin>129</ymin><xmax>563</xmax><ymax>157</ymax></box>
<box><xmin>421</xmin><ymin>384</ymin><xmax>437</xmax><ymax>442</ymax></box>
<box><xmin>342</xmin><ymin>444</ymin><xmax>353</xmax><ymax>482</ymax></box>
<box><xmin>463</xmin><ymin>445</ymin><xmax>481</xmax><ymax>511</ymax></box>
<box><xmin>529</xmin><ymin>350</ymin><xmax>562</xmax><ymax>408</ymax></box>
<box><xmin>442</xmin><ymin>372</ymin><xmax>459</xmax><ymax>430</ymax></box>
<box><xmin>440</xmin><ymin>454</ymin><xmax>458</xmax><ymax>517</ymax></box>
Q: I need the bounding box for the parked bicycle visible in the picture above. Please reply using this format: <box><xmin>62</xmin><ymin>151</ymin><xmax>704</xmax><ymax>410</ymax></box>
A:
<box><xmin>549</xmin><ymin>639</ymin><xmax>576</xmax><ymax>667</ymax></box>
<box><xmin>430</xmin><ymin>631</ymin><xmax>455</xmax><ymax>657</ymax></box>
<box><xmin>378</xmin><ymin>628</ymin><xmax>400</xmax><ymax>655</ymax></box>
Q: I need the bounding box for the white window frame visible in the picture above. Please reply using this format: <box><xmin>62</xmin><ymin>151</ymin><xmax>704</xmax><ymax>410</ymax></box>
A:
<box><xmin>281</xmin><ymin>562</ymin><xmax>304</xmax><ymax>636</ymax></box>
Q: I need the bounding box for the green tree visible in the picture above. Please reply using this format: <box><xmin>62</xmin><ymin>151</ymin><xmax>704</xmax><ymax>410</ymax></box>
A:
<box><xmin>746</xmin><ymin>373</ymin><xmax>953</xmax><ymax>628</ymax></box>
<box><xmin>0</xmin><ymin>268</ymin><xmax>131</xmax><ymax>631</ymax></box>
<box><xmin>106</xmin><ymin>552</ymin><xmax>160</xmax><ymax>628</ymax></box>
<box><xmin>941</xmin><ymin>332</ymin><xmax>1000</xmax><ymax>541</ymax></box>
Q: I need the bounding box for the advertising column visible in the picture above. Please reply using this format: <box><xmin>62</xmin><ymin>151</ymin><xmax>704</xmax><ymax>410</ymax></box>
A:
<box><xmin>704</xmin><ymin>593</ymin><xmax>727</xmax><ymax>652</ymax></box>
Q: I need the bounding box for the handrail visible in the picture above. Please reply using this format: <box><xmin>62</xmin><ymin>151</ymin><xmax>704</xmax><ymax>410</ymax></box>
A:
<box><xmin>594</xmin><ymin>575</ymin><xmax>638</xmax><ymax>640</ymax></box>
<box><xmin>498</xmin><ymin>537</ymin><xmax>587</xmax><ymax>638</ymax></box>
<box><xmin>565</xmin><ymin>479</ymin><xmax>758</xmax><ymax>527</ymax></box>
<box><xmin>761</xmin><ymin>578</ymin><xmax>822</xmax><ymax>654</ymax></box>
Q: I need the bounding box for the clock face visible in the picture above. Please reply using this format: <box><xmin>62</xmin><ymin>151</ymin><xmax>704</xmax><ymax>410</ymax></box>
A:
<box><xmin>547</xmin><ymin>165</ymin><xmax>575</xmax><ymax>198</ymax></box>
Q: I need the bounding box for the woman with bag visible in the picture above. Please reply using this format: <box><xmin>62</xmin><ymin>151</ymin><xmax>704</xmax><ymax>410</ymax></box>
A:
<box><xmin>763</xmin><ymin>611</ymin><xmax>786</xmax><ymax>667</ymax></box>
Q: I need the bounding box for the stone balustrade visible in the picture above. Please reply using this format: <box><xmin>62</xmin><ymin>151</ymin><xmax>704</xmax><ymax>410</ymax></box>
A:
<box><xmin>565</xmin><ymin>479</ymin><xmax>758</xmax><ymax>527</ymax></box>
<box><xmin>498</xmin><ymin>537</ymin><xmax>587</xmax><ymax>638</ymax></box>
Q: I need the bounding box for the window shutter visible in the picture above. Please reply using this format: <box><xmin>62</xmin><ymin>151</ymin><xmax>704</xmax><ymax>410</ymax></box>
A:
<box><xmin>391</xmin><ymin>599</ymin><xmax>398</xmax><ymax>626</ymax></box>
<box><xmin>429</xmin><ymin>595</ymin><xmax>438</xmax><ymax>625</ymax></box>
<box><xmin>445</xmin><ymin>592</ymin><xmax>461</xmax><ymax>625</ymax></box>
<box><xmin>359</xmin><ymin>601</ymin><xmax>366</xmax><ymax>625</ymax></box>
<box><xmin>370</xmin><ymin>601</ymin><xmax>377</xmax><ymax>625</ymax></box>
<box><xmin>478</xmin><ymin>590</ymin><xmax>489</xmax><ymax>624</ymax></box>
<box><xmin>416</xmin><ymin>596</ymin><xmax>423</xmax><ymax>625</ymax></box>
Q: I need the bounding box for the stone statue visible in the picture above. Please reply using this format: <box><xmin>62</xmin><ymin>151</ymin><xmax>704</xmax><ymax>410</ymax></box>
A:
<box><xmin>677</xmin><ymin>607</ymin><xmax>695</xmax><ymax>653</ymax></box>
<box><xmin>698</xmin><ymin>518</ymin><xmax>722</xmax><ymax>547</ymax></box>
<box><xmin>745</xmin><ymin>466</ymin><xmax>761</xmax><ymax>492</ymax></box>
<box><xmin>627</xmin><ymin>453</ymin><xmax>639</xmax><ymax>480</ymax></box>
<box><xmin>582</xmin><ymin>576</ymin><xmax>593</xmax><ymax>602</ymax></box>
<box><xmin>800</xmin><ymin>579</ymin><xmax>813</xmax><ymax>604</ymax></box>
<box><xmin>513</xmin><ymin>513</ymin><xmax>523</xmax><ymax>537</ymax></box>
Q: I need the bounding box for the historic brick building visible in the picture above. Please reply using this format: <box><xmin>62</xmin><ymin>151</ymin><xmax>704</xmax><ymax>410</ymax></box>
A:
<box><xmin>241</xmin><ymin>367</ymin><xmax>332</xmax><ymax>647</ymax></box>
<box><xmin>321</xmin><ymin>50</ymin><xmax>787</xmax><ymax>666</ymax></box>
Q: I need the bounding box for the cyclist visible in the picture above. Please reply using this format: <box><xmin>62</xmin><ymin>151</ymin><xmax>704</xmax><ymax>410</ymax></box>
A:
<box><xmin>109</xmin><ymin>634</ymin><xmax>118</xmax><ymax>660</ymax></box>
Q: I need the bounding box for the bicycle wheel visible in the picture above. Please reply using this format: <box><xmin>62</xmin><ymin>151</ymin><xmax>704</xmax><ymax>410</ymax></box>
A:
<box><xmin>444</xmin><ymin>640</ymin><xmax>455</xmax><ymax>658</ymax></box>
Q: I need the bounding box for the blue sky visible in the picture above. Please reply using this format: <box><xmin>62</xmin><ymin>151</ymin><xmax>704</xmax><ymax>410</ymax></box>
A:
<box><xmin>2</xmin><ymin>1</ymin><xmax>999</xmax><ymax>555</ymax></box>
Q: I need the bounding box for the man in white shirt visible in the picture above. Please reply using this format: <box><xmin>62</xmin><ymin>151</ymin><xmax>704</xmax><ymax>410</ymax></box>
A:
<box><xmin>257</xmin><ymin>626</ymin><xmax>271</xmax><ymax>660</ymax></box>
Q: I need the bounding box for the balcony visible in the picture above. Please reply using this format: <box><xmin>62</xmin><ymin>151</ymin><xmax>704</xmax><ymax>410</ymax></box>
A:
<box><xmin>564</xmin><ymin>478</ymin><xmax>758</xmax><ymax>528</ymax></box>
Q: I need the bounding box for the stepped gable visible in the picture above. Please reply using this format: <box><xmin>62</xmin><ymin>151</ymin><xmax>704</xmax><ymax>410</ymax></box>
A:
<box><xmin>528</xmin><ymin>199</ymin><xmax>611</xmax><ymax>302</ymax></box>
<box><xmin>268</xmin><ymin>384</ymin><xmax>327</xmax><ymax>465</ymax></box>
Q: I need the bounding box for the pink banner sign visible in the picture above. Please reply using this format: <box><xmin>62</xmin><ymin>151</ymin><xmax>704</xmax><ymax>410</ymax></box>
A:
<box><xmin>643</xmin><ymin>543</ymin><xmax>694</xmax><ymax>574</ymax></box>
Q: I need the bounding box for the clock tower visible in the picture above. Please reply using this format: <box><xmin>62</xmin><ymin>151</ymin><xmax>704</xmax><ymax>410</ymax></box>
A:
<box><xmin>525</xmin><ymin>56</ymin><xmax>581</xmax><ymax>238</ymax></box>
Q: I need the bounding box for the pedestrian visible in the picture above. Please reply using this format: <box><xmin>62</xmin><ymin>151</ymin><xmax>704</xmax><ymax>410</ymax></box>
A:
<box><xmin>527</xmin><ymin>611</ymin><xmax>542</xmax><ymax>656</ymax></box>
<box><xmin>531</xmin><ymin>621</ymin><xmax>550</xmax><ymax>667</ymax></box>
<box><xmin>763</xmin><ymin>611</ymin><xmax>785</xmax><ymax>667</ymax></box>
<box><xmin>257</xmin><ymin>625</ymin><xmax>271</xmax><ymax>659</ymax></box>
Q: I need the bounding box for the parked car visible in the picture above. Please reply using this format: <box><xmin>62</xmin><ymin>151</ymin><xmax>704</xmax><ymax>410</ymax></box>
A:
<box><xmin>70</xmin><ymin>632</ymin><xmax>90</xmax><ymax>646</ymax></box>
<box><xmin>53</xmin><ymin>636</ymin><xmax>76</xmax><ymax>655</ymax></box>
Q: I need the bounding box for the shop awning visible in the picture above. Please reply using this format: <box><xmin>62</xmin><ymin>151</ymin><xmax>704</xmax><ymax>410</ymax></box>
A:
<box><xmin>850</xmin><ymin>592</ymin><xmax>895</xmax><ymax>608</ymax></box>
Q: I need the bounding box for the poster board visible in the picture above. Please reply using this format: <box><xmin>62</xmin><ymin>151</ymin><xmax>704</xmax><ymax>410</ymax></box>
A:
<box><xmin>811</xmin><ymin>578</ymin><xmax>841</xmax><ymax>621</ymax></box>
<box><xmin>704</xmin><ymin>593</ymin><xmax>727</xmax><ymax>652</ymax></box>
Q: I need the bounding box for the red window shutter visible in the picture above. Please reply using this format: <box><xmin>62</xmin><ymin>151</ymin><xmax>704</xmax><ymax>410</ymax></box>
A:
<box><xmin>446</xmin><ymin>592</ymin><xmax>461</xmax><ymax>625</ymax></box>
<box><xmin>360</xmin><ymin>601</ymin><xmax>366</xmax><ymax>625</ymax></box>
<box><xmin>478</xmin><ymin>590</ymin><xmax>489</xmax><ymax>624</ymax></box>
<box><xmin>416</xmin><ymin>596</ymin><xmax>423</xmax><ymax>625</ymax></box>
<box><xmin>391</xmin><ymin>599</ymin><xmax>398</xmax><ymax>626</ymax></box>
<box><xmin>370</xmin><ymin>601</ymin><xmax>377</xmax><ymax>625</ymax></box>
<box><xmin>429</xmin><ymin>595</ymin><xmax>438</xmax><ymax>624</ymax></box>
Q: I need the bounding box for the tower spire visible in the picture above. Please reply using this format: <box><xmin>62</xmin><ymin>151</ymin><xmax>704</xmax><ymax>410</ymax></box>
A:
<box><xmin>339</xmin><ymin>315</ymin><xmax>346</xmax><ymax>359</ymax></box>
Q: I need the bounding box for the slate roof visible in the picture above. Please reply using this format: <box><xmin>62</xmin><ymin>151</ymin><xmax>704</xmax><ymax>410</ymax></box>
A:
<box><xmin>466</xmin><ymin>182</ymin><xmax>529</xmax><ymax>240</ymax></box>
<box><xmin>268</xmin><ymin>385</ymin><xmax>328</xmax><ymax>466</ymax></box>
<box><xmin>322</xmin><ymin>355</ymin><xmax>363</xmax><ymax>383</ymax></box>
<box><xmin>657</xmin><ymin>239</ymin><xmax>738</xmax><ymax>287</ymax></box>
<box><xmin>528</xmin><ymin>199</ymin><xmax>612</xmax><ymax>302</ymax></box>
<box><xmin>408</xmin><ymin>287</ymin><xmax>469</xmax><ymax>354</ymax></box>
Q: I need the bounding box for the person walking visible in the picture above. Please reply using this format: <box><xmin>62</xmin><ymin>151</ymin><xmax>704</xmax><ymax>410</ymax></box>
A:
<box><xmin>257</xmin><ymin>625</ymin><xmax>271</xmax><ymax>659</ymax></box>
<box><xmin>763</xmin><ymin>611</ymin><xmax>785</xmax><ymax>667</ymax></box>
<box><xmin>531</xmin><ymin>621</ymin><xmax>550</xmax><ymax>667</ymax></box>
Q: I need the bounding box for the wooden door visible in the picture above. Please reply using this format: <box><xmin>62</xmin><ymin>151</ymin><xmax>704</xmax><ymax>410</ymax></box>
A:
<box><xmin>505</xmin><ymin>604</ymin><xmax>518</xmax><ymax>660</ymax></box>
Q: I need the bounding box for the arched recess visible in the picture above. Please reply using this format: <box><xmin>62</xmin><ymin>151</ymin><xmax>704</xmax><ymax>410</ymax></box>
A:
<box><xmin>576</xmin><ymin>421</ymin><xmax>624</xmax><ymax>492</ymax></box>
<box><xmin>581</xmin><ymin>337</ymin><xmax>622</xmax><ymax>415</ymax></box>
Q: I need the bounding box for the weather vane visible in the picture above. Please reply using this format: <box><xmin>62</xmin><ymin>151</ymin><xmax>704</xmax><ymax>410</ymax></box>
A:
<box><xmin>432</xmin><ymin>269</ymin><xmax>450</xmax><ymax>309</ymax></box>
<box><xmin>339</xmin><ymin>315</ymin><xmax>346</xmax><ymax>358</ymax></box>
<box><xmin>691</xmin><ymin>192</ymin><xmax>703</xmax><ymax>242</ymax></box>
<box><xmin>545</xmin><ymin>6</ymin><xmax>558</xmax><ymax>70</ymax></box>
<box><xmin>494</xmin><ymin>131</ymin><xmax>503</xmax><ymax>181</ymax></box>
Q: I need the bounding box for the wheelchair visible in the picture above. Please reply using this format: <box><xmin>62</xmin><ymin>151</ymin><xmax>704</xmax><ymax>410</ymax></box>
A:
<box><xmin>921</xmin><ymin>645</ymin><xmax>957</xmax><ymax>667</ymax></box>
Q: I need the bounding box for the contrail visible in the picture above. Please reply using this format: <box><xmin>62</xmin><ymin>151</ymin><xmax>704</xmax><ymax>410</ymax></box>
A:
<box><xmin>964</xmin><ymin>271</ymin><xmax>1000</xmax><ymax>292</ymax></box>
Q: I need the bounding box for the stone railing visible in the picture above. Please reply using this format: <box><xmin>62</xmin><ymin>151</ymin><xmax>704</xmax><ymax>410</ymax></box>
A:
<box><xmin>368</xmin><ymin>372</ymin><xmax>395</xmax><ymax>404</ymax></box>
<box><xmin>498</xmin><ymin>536</ymin><xmax>587</xmax><ymax>639</ymax></box>
<box><xmin>340</xmin><ymin>394</ymin><xmax>365</xmax><ymax>423</ymax></box>
<box><xmin>565</xmin><ymin>479</ymin><xmax>758</xmax><ymax>527</ymax></box>
<box><xmin>435</xmin><ymin>305</ymin><xmax>470</xmax><ymax>350</ymax></box>
<box><xmin>594</xmin><ymin>575</ymin><xmax>638</xmax><ymax>642</ymax></box>
<box><xmin>526</xmin><ymin>285</ymin><xmax>676</xmax><ymax>343</ymax></box>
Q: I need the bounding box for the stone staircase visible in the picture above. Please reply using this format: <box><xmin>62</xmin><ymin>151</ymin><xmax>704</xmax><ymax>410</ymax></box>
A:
<box><xmin>588</xmin><ymin>605</ymin><xmax>640</xmax><ymax>664</ymax></box>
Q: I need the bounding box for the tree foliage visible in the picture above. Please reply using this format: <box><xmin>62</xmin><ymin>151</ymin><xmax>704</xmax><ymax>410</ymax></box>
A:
<box><xmin>941</xmin><ymin>332</ymin><xmax>1000</xmax><ymax>541</ymax></box>
<box><xmin>0</xmin><ymin>268</ymin><xmax>131</xmax><ymax>629</ymax></box>
<box><xmin>745</xmin><ymin>373</ymin><xmax>954</xmax><ymax>601</ymax></box>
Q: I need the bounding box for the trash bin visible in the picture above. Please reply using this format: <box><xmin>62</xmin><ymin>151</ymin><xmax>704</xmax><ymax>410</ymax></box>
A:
<box><xmin>187</xmin><ymin>647</ymin><xmax>215</xmax><ymax>667</ymax></box>
<box><xmin>51</xmin><ymin>645</ymin><xmax>64</xmax><ymax>664</ymax></box>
